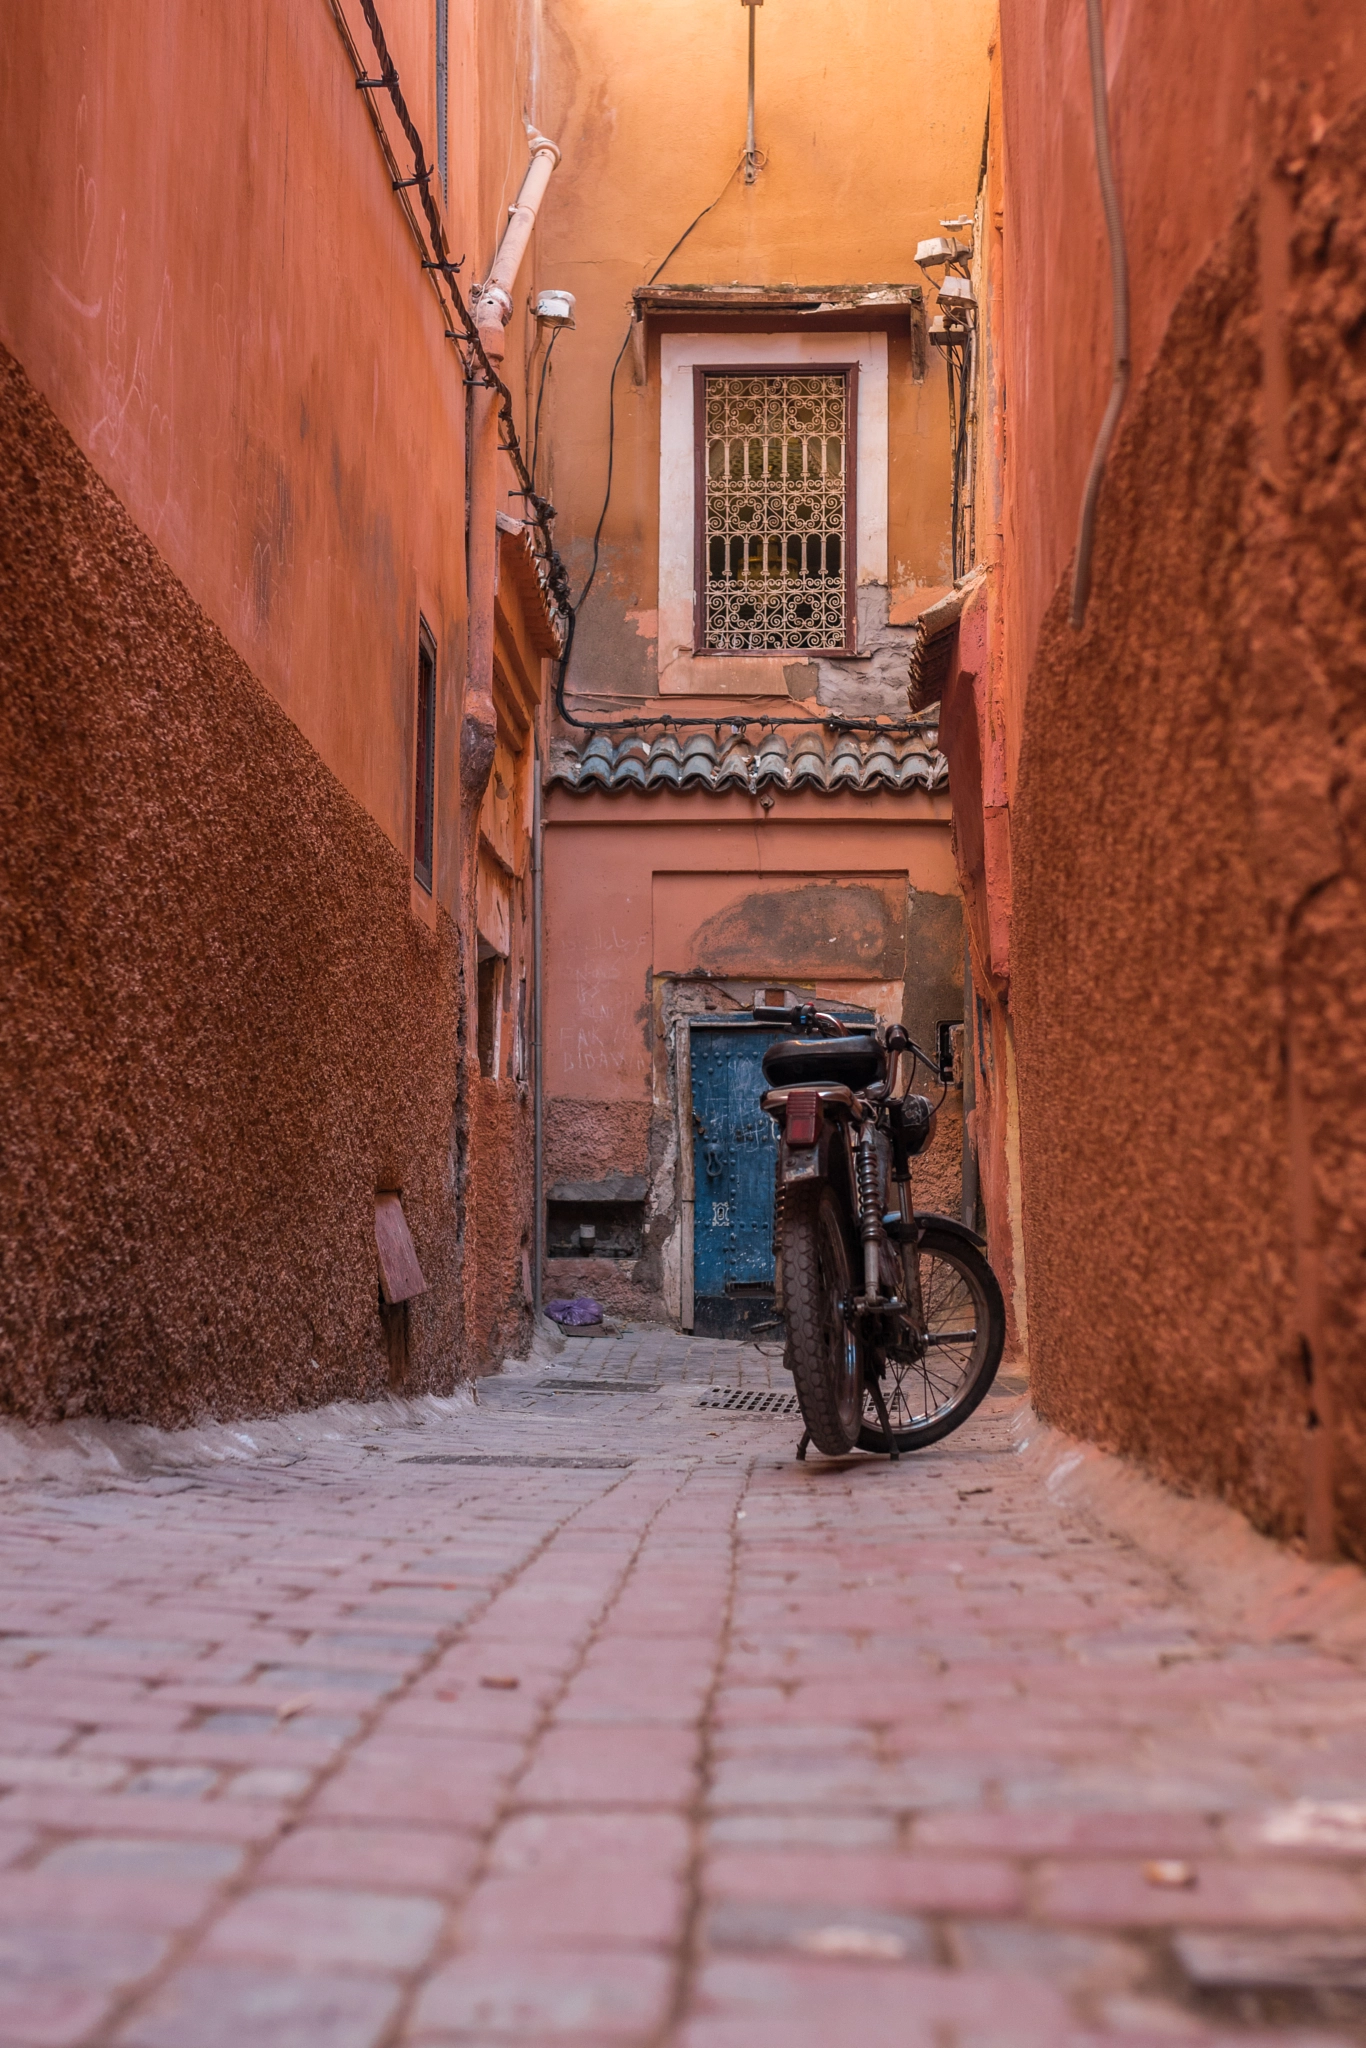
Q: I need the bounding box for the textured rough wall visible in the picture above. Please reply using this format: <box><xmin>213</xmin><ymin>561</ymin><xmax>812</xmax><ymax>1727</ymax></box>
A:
<box><xmin>1275</xmin><ymin>92</ymin><xmax>1366</xmax><ymax>1551</ymax></box>
<box><xmin>543</xmin><ymin>1098</ymin><xmax>665</xmax><ymax>1319</ymax></box>
<box><xmin>0</xmin><ymin>349</ymin><xmax>473</xmax><ymax>1425</ymax></box>
<box><xmin>545</xmin><ymin>1100</ymin><xmax>652</xmax><ymax>1186</ymax></box>
<box><xmin>1011</xmin><ymin>87</ymin><xmax>1366</xmax><ymax>1553</ymax></box>
<box><xmin>463</xmin><ymin>1080</ymin><xmax>535</xmax><ymax>1367</ymax></box>
<box><xmin>906</xmin><ymin>1099</ymin><xmax>963</xmax><ymax>1225</ymax></box>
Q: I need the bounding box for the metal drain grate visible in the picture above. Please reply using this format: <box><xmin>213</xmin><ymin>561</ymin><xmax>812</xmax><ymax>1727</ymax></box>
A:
<box><xmin>698</xmin><ymin>1389</ymin><xmax>800</xmax><ymax>1415</ymax></box>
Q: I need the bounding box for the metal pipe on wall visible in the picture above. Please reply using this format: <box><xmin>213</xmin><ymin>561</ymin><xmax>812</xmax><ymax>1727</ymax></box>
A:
<box><xmin>532</xmin><ymin>754</ymin><xmax>545</xmax><ymax>1313</ymax></box>
<box><xmin>474</xmin><ymin>131</ymin><xmax>561</xmax><ymax>345</ymax></box>
<box><xmin>461</xmin><ymin>130</ymin><xmax>560</xmax><ymax>1328</ymax></box>
<box><xmin>742</xmin><ymin>0</ymin><xmax>762</xmax><ymax>182</ymax></box>
<box><xmin>463</xmin><ymin>129</ymin><xmax>561</xmax><ymax>811</ymax></box>
<box><xmin>1069</xmin><ymin>0</ymin><xmax>1130</xmax><ymax>630</ymax></box>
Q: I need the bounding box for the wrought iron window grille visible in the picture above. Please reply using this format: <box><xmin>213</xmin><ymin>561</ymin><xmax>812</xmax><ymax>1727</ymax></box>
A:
<box><xmin>693</xmin><ymin>368</ymin><xmax>856</xmax><ymax>656</ymax></box>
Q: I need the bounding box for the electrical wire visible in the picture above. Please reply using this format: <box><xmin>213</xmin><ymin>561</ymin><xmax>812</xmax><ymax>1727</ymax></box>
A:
<box><xmin>554</xmin><ymin>158</ymin><xmax>942</xmax><ymax>742</ymax></box>
<box><xmin>529</xmin><ymin>325</ymin><xmax>560</xmax><ymax>491</ymax></box>
<box><xmin>332</xmin><ymin>13</ymin><xmax>941</xmax><ymax>749</ymax></box>
<box><xmin>574</xmin><ymin>159</ymin><xmax>744</xmax><ymax>618</ymax></box>
<box><xmin>947</xmin><ymin>328</ymin><xmax>974</xmax><ymax>583</ymax></box>
<box><xmin>332</xmin><ymin>0</ymin><xmax>573</xmax><ymax>620</ymax></box>
<box><xmin>1069</xmin><ymin>0</ymin><xmax>1131</xmax><ymax>630</ymax></box>
<box><xmin>552</xmin><ymin>603</ymin><xmax>940</xmax><ymax>740</ymax></box>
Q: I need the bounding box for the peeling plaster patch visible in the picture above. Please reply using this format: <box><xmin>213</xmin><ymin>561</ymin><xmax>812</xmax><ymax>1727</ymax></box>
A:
<box><xmin>661</xmin><ymin>1216</ymin><xmax>682</xmax><ymax>1323</ymax></box>
<box><xmin>561</xmin><ymin>558</ymin><xmax>658</xmax><ymax>699</ymax></box>
<box><xmin>684</xmin><ymin>878</ymin><xmax>906</xmax><ymax>981</ymax></box>
<box><xmin>816</xmin><ymin>584</ymin><xmax>917</xmax><ymax>718</ymax></box>
<box><xmin>651</xmin><ymin>1111</ymin><xmax>682</xmax><ymax>1322</ymax></box>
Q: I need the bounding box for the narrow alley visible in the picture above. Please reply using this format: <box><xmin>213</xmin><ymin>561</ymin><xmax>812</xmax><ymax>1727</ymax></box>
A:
<box><xmin>1</xmin><ymin>1336</ymin><xmax>1365</xmax><ymax>2048</ymax></box>
<box><xmin>5</xmin><ymin>0</ymin><xmax>1366</xmax><ymax>2041</ymax></box>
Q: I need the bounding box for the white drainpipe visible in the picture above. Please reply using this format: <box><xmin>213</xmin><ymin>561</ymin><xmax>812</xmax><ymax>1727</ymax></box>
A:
<box><xmin>462</xmin><ymin>128</ymin><xmax>561</xmax><ymax>808</ymax></box>
<box><xmin>475</xmin><ymin>130</ymin><xmax>562</xmax><ymax>362</ymax></box>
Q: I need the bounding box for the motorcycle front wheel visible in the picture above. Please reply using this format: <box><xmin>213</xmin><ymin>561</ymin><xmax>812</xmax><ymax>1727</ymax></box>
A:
<box><xmin>858</xmin><ymin>1224</ymin><xmax>1005</xmax><ymax>1453</ymax></box>
<box><xmin>782</xmin><ymin>1183</ymin><xmax>863</xmax><ymax>1455</ymax></box>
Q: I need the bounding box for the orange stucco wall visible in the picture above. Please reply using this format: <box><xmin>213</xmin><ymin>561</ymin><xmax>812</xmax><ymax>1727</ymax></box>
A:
<box><xmin>544</xmin><ymin>791</ymin><xmax>957</xmax><ymax>1098</ymax></box>
<box><xmin>0</xmin><ymin>0</ymin><xmax>555</xmax><ymax>912</ymax></box>
<box><xmin>948</xmin><ymin>0</ymin><xmax>1366</xmax><ymax>1551</ymax></box>
<box><xmin>0</xmin><ymin>0</ymin><xmax>558</xmax><ymax>1420</ymax></box>
<box><xmin>542</xmin><ymin>788</ymin><xmax>965</xmax><ymax>1322</ymax></box>
<box><xmin>995</xmin><ymin>0</ymin><xmax>1363</xmax><ymax>774</ymax></box>
<box><xmin>528</xmin><ymin>1</ymin><xmax>990</xmax><ymax>1325</ymax></box>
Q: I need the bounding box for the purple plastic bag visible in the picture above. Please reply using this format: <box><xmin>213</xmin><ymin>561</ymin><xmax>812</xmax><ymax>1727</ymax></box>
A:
<box><xmin>544</xmin><ymin>1297</ymin><xmax>604</xmax><ymax>1328</ymax></box>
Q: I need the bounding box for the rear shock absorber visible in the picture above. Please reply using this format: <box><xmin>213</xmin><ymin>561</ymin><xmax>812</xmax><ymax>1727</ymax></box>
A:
<box><xmin>855</xmin><ymin>1124</ymin><xmax>884</xmax><ymax>1300</ymax></box>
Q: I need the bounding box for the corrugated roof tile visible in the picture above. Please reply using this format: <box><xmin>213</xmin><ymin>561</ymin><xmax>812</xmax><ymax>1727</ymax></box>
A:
<box><xmin>546</xmin><ymin>727</ymin><xmax>945</xmax><ymax>796</ymax></box>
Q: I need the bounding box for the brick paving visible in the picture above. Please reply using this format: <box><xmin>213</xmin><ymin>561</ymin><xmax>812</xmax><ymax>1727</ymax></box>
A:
<box><xmin>0</xmin><ymin>1330</ymin><xmax>1363</xmax><ymax>2044</ymax></box>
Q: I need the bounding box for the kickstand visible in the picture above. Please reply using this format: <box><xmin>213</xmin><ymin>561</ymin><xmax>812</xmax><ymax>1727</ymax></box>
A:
<box><xmin>868</xmin><ymin>1375</ymin><xmax>900</xmax><ymax>1461</ymax></box>
<box><xmin>796</xmin><ymin>1429</ymin><xmax>810</xmax><ymax>1462</ymax></box>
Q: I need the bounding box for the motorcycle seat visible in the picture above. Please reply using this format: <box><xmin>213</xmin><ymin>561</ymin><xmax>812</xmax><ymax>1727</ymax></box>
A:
<box><xmin>761</xmin><ymin>1034</ymin><xmax>886</xmax><ymax>1091</ymax></box>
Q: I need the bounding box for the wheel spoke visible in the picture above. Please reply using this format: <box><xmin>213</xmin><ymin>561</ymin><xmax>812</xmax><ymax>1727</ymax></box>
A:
<box><xmin>863</xmin><ymin>1240</ymin><xmax>995</xmax><ymax>1439</ymax></box>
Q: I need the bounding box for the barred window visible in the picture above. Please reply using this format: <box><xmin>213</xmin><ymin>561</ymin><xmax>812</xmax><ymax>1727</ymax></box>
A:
<box><xmin>695</xmin><ymin>368</ymin><xmax>855</xmax><ymax>654</ymax></box>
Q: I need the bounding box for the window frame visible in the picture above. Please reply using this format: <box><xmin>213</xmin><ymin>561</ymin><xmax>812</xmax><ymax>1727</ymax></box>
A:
<box><xmin>691</xmin><ymin>362</ymin><xmax>859</xmax><ymax>660</ymax></box>
<box><xmin>476</xmin><ymin>948</ymin><xmax>505</xmax><ymax>1079</ymax></box>
<box><xmin>413</xmin><ymin>619</ymin><xmax>437</xmax><ymax>895</ymax></box>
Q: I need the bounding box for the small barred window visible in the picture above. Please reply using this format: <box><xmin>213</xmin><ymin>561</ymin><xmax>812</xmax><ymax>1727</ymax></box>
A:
<box><xmin>698</xmin><ymin>370</ymin><xmax>853</xmax><ymax>653</ymax></box>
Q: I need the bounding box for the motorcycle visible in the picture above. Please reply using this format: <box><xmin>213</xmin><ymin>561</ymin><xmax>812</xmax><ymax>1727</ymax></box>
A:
<box><xmin>754</xmin><ymin>999</ymin><xmax>1006</xmax><ymax>1460</ymax></box>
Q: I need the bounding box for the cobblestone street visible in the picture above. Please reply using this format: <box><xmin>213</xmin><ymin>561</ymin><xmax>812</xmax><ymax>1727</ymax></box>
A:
<box><xmin>1</xmin><ymin>1332</ymin><xmax>1366</xmax><ymax>2047</ymax></box>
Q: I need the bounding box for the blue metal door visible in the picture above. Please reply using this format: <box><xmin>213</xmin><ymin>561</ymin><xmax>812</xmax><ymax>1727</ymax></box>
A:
<box><xmin>691</xmin><ymin>1023</ymin><xmax>783</xmax><ymax>1339</ymax></box>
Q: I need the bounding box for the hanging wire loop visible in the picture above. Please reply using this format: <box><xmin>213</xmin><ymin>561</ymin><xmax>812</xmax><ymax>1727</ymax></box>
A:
<box><xmin>1069</xmin><ymin>0</ymin><xmax>1131</xmax><ymax>631</ymax></box>
<box><xmin>331</xmin><ymin>0</ymin><xmax>572</xmax><ymax>629</ymax></box>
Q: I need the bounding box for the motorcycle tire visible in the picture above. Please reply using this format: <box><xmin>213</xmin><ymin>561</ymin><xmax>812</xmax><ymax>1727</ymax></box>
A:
<box><xmin>858</xmin><ymin>1223</ymin><xmax>1005</xmax><ymax>1454</ymax></box>
<box><xmin>782</xmin><ymin>1182</ymin><xmax>863</xmax><ymax>1456</ymax></box>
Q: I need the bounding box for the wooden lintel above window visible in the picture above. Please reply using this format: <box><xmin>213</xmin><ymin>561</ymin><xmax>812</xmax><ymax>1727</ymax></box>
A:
<box><xmin>633</xmin><ymin>282</ymin><xmax>924</xmax><ymax>336</ymax></box>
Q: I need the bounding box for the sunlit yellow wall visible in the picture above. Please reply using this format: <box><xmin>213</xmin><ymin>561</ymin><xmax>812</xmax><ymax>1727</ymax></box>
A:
<box><xmin>532</xmin><ymin>0</ymin><xmax>995</xmax><ymax>706</ymax></box>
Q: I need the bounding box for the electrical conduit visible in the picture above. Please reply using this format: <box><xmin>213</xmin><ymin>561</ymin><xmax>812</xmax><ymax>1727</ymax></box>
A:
<box><xmin>463</xmin><ymin>129</ymin><xmax>561</xmax><ymax>807</ymax></box>
<box><xmin>1069</xmin><ymin>0</ymin><xmax>1130</xmax><ymax>631</ymax></box>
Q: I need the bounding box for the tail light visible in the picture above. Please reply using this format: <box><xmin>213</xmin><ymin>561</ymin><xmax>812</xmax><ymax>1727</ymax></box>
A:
<box><xmin>786</xmin><ymin>1090</ymin><xmax>824</xmax><ymax>1147</ymax></box>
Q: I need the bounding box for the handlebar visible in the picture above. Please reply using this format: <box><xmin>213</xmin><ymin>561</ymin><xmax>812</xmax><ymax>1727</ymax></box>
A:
<box><xmin>751</xmin><ymin>1002</ymin><xmax>849</xmax><ymax>1038</ymax></box>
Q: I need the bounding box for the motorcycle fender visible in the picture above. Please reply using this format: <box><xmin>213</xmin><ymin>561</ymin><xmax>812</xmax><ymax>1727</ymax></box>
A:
<box><xmin>781</xmin><ymin>1129</ymin><xmax>833</xmax><ymax>1187</ymax></box>
<box><xmin>913</xmin><ymin>1210</ymin><xmax>988</xmax><ymax>1251</ymax></box>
